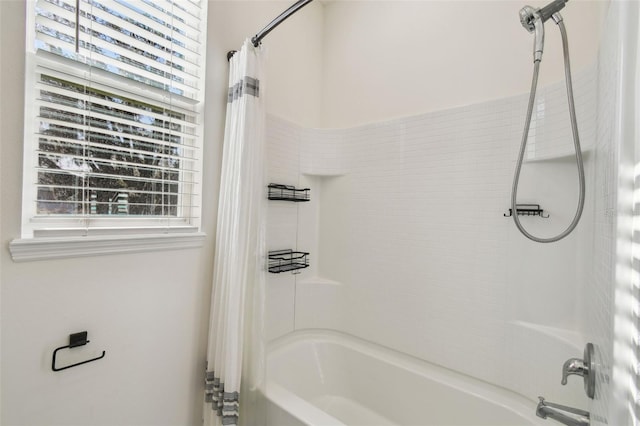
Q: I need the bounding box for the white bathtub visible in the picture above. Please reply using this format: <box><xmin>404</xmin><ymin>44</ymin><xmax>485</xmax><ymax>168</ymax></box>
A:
<box><xmin>264</xmin><ymin>331</ymin><xmax>544</xmax><ymax>426</ymax></box>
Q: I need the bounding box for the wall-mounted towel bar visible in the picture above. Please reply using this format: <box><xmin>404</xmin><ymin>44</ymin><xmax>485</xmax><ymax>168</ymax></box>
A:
<box><xmin>52</xmin><ymin>331</ymin><xmax>106</xmax><ymax>372</ymax></box>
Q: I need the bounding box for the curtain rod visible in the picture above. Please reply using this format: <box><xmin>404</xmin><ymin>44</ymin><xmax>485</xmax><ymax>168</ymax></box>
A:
<box><xmin>227</xmin><ymin>0</ymin><xmax>314</xmax><ymax>61</ymax></box>
<box><xmin>252</xmin><ymin>0</ymin><xmax>314</xmax><ymax>47</ymax></box>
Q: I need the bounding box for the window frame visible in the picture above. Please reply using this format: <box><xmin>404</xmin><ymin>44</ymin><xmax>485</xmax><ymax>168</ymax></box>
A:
<box><xmin>11</xmin><ymin>0</ymin><xmax>208</xmax><ymax>261</ymax></box>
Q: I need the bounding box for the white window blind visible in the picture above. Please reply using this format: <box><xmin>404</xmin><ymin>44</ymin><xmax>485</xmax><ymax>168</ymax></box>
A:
<box><xmin>23</xmin><ymin>0</ymin><xmax>206</xmax><ymax>238</ymax></box>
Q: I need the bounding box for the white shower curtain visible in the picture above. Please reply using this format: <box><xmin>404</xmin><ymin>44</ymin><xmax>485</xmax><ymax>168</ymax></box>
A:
<box><xmin>205</xmin><ymin>39</ymin><xmax>267</xmax><ymax>426</ymax></box>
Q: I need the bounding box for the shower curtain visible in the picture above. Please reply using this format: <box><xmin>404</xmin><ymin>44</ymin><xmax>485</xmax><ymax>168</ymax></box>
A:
<box><xmin>205</xmin><ymin>39</ymin><xmax>267</xmax><ymax>426</ymax></box>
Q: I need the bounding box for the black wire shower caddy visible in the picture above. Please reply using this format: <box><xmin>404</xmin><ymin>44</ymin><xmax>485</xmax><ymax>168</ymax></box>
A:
<box><xmin>504</xmin><ymin>204</ymin><xmax>550</xmax><ymax>218</ymax></box>
<box><xmin>268</xmin><ymin>183</ymin><xmax>310</xmax><ymax>202</ymax></box>
<box><xmin>268</xmin><ymin>249</ymin><xmax>309</xmax><ymax>273</ymax></box>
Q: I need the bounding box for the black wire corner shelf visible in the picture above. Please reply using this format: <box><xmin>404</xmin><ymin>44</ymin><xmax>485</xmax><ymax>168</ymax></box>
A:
<box><xmin>268</xmin><ymin>183</ymin><xmax>310</xmax><ymax>202</ymax></box>
<box><xmin>504</xmin><ymin>204</ymin><xmax>550</xmax><ymax>218</ymax></box>
<box><xmin>268</xmin><ymin>249</ymin><xmax>309</xmax><ymax>273</ymax></box>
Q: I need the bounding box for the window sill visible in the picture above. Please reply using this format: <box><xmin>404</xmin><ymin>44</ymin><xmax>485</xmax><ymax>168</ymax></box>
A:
<box><xmin>9</xmin><ymin>232</ymin><xmax>207</xmax><ymax>262</ymax></box>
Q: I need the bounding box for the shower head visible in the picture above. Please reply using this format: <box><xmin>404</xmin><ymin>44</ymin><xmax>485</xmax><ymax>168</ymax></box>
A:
<box><xmin>520</xmin><ymin>6</ymin><xmax>545</xmax><ymax>62</ymax></box>
<box><xmin>519</xmin><ymin>0</ymin><xmax>568</xmax><ymax>62</ymax></box>
<box><xmin>519</xmin><ymin>6</ymin><xmax>539</xmax><ymax>33</ymax></box>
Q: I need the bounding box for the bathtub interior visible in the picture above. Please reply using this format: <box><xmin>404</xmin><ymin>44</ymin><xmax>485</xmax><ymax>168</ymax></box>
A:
<box><xmin>265</xmin><ymin>61</ymin><xmax>599</xmax><ymax>411</ymax></box>
<box><xmin>266</xmin><ymin>331</ymin><xmax>545</xmax><ymax>426</ymax></box>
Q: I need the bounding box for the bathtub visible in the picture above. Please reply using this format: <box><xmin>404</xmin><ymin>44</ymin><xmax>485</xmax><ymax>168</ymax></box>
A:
<box><xmin>264</xmin><ymin>331</ymin><xmax>544</xmax><ymax>426</ymax></box>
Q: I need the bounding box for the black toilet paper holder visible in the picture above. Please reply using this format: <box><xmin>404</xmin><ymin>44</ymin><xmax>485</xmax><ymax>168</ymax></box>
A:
<box><xmin>51</xmin><ymin>331</ymin><xmax>106</xmax><ymax>372</ymax></box>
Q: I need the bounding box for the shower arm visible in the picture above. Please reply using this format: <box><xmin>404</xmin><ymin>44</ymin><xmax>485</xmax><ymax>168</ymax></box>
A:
<box><xmin>538</xmin><ymin>0</ymin><xmax>568</xmax><ymax>24</ymax></box>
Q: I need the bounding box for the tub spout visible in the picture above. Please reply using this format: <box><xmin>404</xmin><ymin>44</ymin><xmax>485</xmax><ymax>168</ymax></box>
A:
<box><xmin>536</xmin><ymin>397</ymin><xmax>589</xmax><ymax>426</ymax></box>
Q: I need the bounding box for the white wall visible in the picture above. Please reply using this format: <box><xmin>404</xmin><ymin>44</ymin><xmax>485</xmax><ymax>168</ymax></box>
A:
<box><xmin>321</xmin><ymin>0</ymin><xmax>606</xmax><ymax>128</ymax></box>
<box><xmin>0</xmin><ymin>1</ymin><xmax>214</xmax><ymax>424</ymax></box>
<box><xmin>262</xmin><ymin>0</ymin><xmax>610</xmax><ymax>416</ymax></box>
<box><xmin>0</xmin><ymin>1</ymin><xmax>323</xmax><ymax>425</ymax></box>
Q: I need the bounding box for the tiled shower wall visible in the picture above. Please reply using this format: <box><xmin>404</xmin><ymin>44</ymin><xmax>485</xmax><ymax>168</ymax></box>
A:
<box><xmin>587</xmin><ymin>2</ymin><xmax>639</xmax><ymax>426</ymax></box>
<box><xmin>586</xmin><ymin>4</ymin><xmax>617</xmax><ymax>423</ymax></box>
<box><xmin>266</xmin><ymin>58</ymin><xmax>599</xmax><ymax>408</ymax></box>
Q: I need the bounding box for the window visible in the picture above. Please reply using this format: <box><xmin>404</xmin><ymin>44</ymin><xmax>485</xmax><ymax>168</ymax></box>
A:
<box><xmin>13</xmin><ymin>0</ymin><xmax>207</xmax><ymax>259</ymax></box>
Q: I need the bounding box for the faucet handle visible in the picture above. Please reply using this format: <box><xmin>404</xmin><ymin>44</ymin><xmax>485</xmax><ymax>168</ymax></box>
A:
<box><xmin>561</xmin><ymin>357</ymin><xmax>587</xmax><ymax>385</ymax></box>
<box><xmin>561</xmin><ymin>343</ymin><xmax>595</xmax><ymax>399</ymax></box>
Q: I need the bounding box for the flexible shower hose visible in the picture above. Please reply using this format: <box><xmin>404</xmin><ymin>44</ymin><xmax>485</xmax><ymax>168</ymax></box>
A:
<box><xmin>511</xmin><ymin>19</ymin><xmax>585</xmax><ymax>243</ymax></box>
